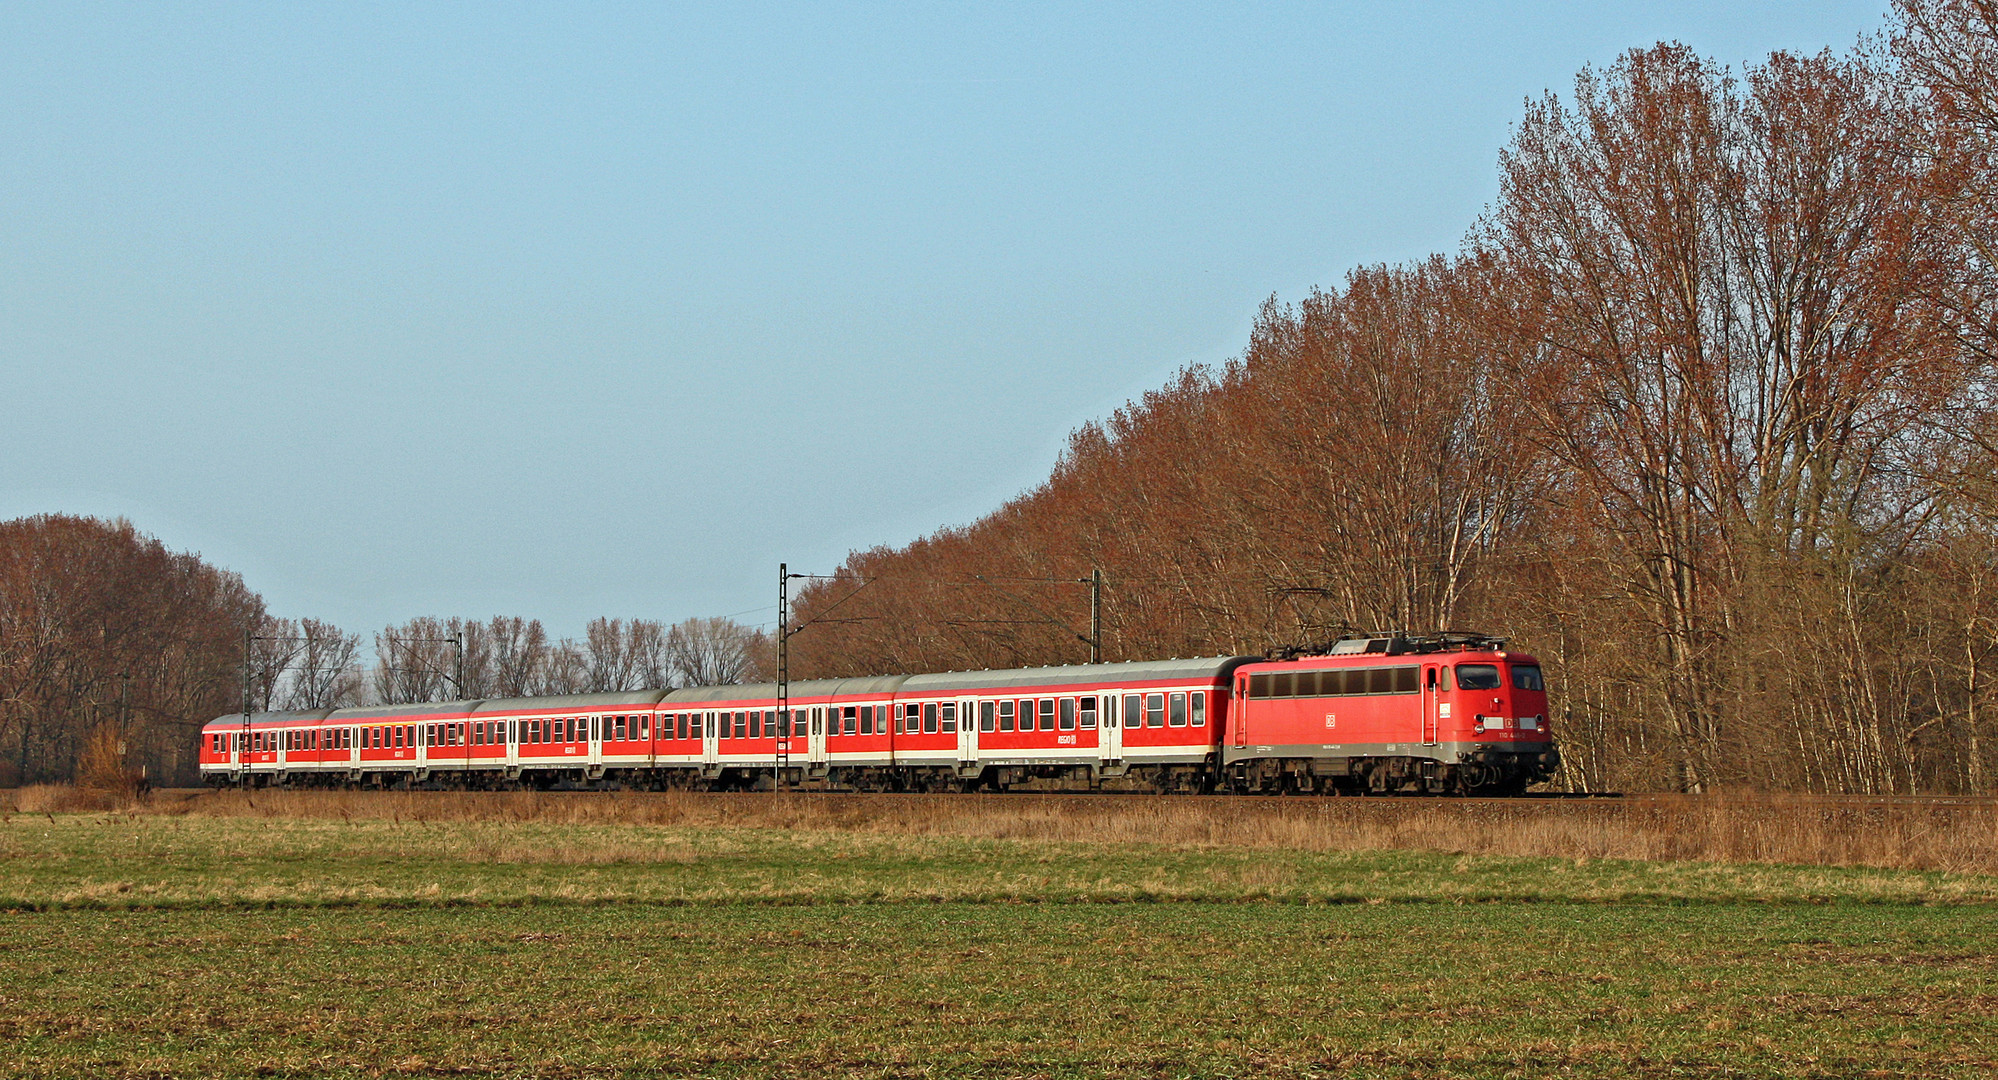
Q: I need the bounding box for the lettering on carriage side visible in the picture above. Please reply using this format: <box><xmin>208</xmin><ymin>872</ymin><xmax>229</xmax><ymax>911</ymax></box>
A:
<box><xmin>1057</xmin><ymin>734</ymin><xmax>1077</xmax><ymax>745</ymax></box>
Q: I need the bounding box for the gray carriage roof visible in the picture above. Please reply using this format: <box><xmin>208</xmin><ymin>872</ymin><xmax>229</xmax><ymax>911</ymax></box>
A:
<box><xmin>662</xmin><ymin>674</ymin><xmax>911</xmax><ymax>705</ymax></box>
<box><xmin>203</xmin><ymin>657</ymin><xmax>1256</xmax><ymax>730</ymax></box>
<box><xmin>201</xmin><ymin>708</ymin><xmax>334</xmax><ymax>730</ymax></box>
<box><xmin>899</xmin><ymin>656</ymin><xmax>1253</xmax><ymax>693</ymax></box>
<box><xmin>472</xmin><ymin>689</ymin><xmax>673</xmax><ymax>715</ymax></box>
<box><xmin>328</xmin><ymin>700</ymin><xmax>486</xmax><ymax>721</ymax></box>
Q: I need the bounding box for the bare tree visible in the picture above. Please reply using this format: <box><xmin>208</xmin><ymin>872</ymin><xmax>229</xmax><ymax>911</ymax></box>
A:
<box><xmin>372</xmin><ymin>617</ymin><xmax>461</xmax><ymax>704</ymax></box>
<box><xmin>275</xmin><ymin>618</ymin><xmax>364</xmax><ymax>710</ymax></box>
<box><xmin>666</xmin><ymin>617</ymin><xmax>766</xmax><ymax>687</ymax></box>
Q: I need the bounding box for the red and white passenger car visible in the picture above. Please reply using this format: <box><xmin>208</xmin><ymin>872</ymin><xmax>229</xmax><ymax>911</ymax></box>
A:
<box><xmin>201</xmin><ymin>636</ymin><xmax>1558</xmax><ymax>795</ymax></box>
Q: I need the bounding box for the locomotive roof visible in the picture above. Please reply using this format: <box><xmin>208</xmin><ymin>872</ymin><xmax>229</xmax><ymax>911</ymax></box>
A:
<box><xmin>899</xmin><ymin>655</ymin><xmax>1253</xmax><ymax>693</ymax></box>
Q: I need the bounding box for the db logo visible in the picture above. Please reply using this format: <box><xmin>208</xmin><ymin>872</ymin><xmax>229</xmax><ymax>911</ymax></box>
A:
<box><xmin>1324</xmin><ymin>714</ymin><xmax>1337</xmax><ymax>729</ymax></box>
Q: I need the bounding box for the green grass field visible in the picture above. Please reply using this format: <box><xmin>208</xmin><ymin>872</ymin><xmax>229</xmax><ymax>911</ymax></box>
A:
<box><xmin>3</xmin><ymin>801</ymin><xmax>1996</xmax><ymax>1077</ymax></box>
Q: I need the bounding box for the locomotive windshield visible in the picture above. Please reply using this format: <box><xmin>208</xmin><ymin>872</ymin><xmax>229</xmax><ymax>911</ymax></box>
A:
<box><xmin>1455</xmin><ymin>664</ymin><xmax>1501</xmax><ymax>690</ymax></box>
<box><xmin>1511</xmin><ymin>664</ymin><xmax>1545</xmax><ymax>691</ymax></box>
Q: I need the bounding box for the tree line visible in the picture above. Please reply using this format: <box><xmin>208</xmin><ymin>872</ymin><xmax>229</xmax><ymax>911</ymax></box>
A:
<box><xmin>0</xmin><ymin>515</ymin><xmax>770</xmax><ymax>786</ymax></box>
<box><xmin>788</xmin><ymin>3</ymin><xmax>1998</xmax><ymax>794</ymax></box>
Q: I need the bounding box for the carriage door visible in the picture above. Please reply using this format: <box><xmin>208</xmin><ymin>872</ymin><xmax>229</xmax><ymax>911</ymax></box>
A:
<box><xmin>807</xmin><ymin>706</ymin><xmax>828</xmax><ymax>767</ymax></box>
<box><xmin>701</xmin><ymin>711</ymin><xmax>720</xmax><ymax>770</ymax></box>
<box><xmin>1097</xmin><ymin>692</ymin><xmax>1123</xmax><ymax>769</ymax></box>
<box><xmin>1421</xmin><ymin>665</ymin><xmax>1441</xmax><ymax>746</ymax></box>
<box><xmin>956</xmin><ymin>698</ymin><xmax>978</xmax><ymax>773</ymax></box>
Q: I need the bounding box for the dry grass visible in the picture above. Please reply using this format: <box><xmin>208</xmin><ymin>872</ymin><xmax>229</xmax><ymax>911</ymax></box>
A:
<box><xmin>13</xmin><ymin>785</ymin><xmax>1996</xmax><ymax>874</ymax></box>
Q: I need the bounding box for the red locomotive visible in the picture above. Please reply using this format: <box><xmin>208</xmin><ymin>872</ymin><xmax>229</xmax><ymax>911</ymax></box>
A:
<box><xmin>200</xmin><ymin>634</ymin><xmax>1558</xmax><ymax>795</ymax></box>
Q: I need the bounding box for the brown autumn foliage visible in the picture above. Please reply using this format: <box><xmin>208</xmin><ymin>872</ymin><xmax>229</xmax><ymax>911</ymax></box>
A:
<box><xmin>792</xmin><ymin>9</ymin><xmax>1998</xmax><ymax>795</ymax></box>
<box><xmin>0</xmin><ymin>515</ymin><xmax>263</xmax><ymax>786</ymax></box>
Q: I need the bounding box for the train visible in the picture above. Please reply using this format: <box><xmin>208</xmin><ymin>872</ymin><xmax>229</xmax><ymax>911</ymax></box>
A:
<box><xmin>200</xmin><ymin>633</ymin><xmax>1559</xmax><ymax>795</ymax></box>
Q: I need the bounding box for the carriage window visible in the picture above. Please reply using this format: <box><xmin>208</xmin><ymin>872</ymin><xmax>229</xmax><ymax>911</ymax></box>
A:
<box><xmin>750</xmin><ymin>711</ymin><xmax>763</xmax><ymax>739</ymax></box>
<box><xmin>837</xmin><ymin>706</ymin><xmax>852</xmax><ymax>736</ymax></box>
<box><xmin>1079</xmin><ymin>697</ymin><xmax>1097</xmax><ymax>730</ymax></box>
<box><xmin>1059</xmin><ymin>698</ymin><xmax>1076</xmax><ymax>731</ymax></box>
<box><xmin>857</xmin><ymin>705</ymin><xmax>871</xmax><ymax>736</ymax></box>
<box><xmin>1034</xmin><ymin>698</ymin><xmax>1053</xmax><ymax>731</ymax></box>
<box><xmin>1511</xmin><ymin>664</ymin><xmax>1545</xmax><ymax>691</ymax></box>
<box><xmin>998</xmin><ymin>700</ymin><xmax>1015</xmax><ymax>732</ymax></box>
<box><xmin>729</xmin><ymin>711</ymin><xmax>743</xmax><ymax>739</ymax></box>
<box><xmin>1145</xmin><ymin>693</ymin><xmax>1165</xmax><ymax>728</ymax></box>
<box><xmin>941</xmin><ymin>703</ymin><xmax>957</xmax><ymax>734</ymax></box>
<box><xmin>1456</xmin><ymin>664</ymin><xmax>1502</xmax><ymax>690</ymax></box>
<box><xmin>923</xmin><ymin>703</ymin><xmax>938</xmax><ymax>734</ymax></box>
<box><xmin>1169</xmin><ymin>692</ymin><xmax>1188</xmax><ymax>727</ymax></box>
<box><xmin>792</xmin><ymin>710</ymin><xmax>806</xmax><ymax>737</ymax></box>
<box><xmin>979</xmin><ymin>701</ymin><xmax>995</xmax><ymax>732</ymax></box>
<box><xmin>1124</xmin><ymin>694</ymin><xmax>1142</xmax><ymax>727</ymax></box>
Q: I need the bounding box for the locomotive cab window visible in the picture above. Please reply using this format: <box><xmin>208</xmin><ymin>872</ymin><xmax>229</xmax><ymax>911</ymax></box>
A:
<box><xmin>1511</xmin><ymin>664</ymin><xmax>1545</xmax><ymax>691</ymax></box>
<box><xmin>1456</xmin><ymin>664</ymin><xmax>1502</xmax><ymax>690</ymax></box>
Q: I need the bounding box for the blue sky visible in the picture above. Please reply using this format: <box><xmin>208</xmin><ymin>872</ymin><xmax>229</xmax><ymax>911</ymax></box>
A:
<box><xmin>2</xmin><ymin>1</ymin><xmax>1889</xmax><ymax>641</ymax></box>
